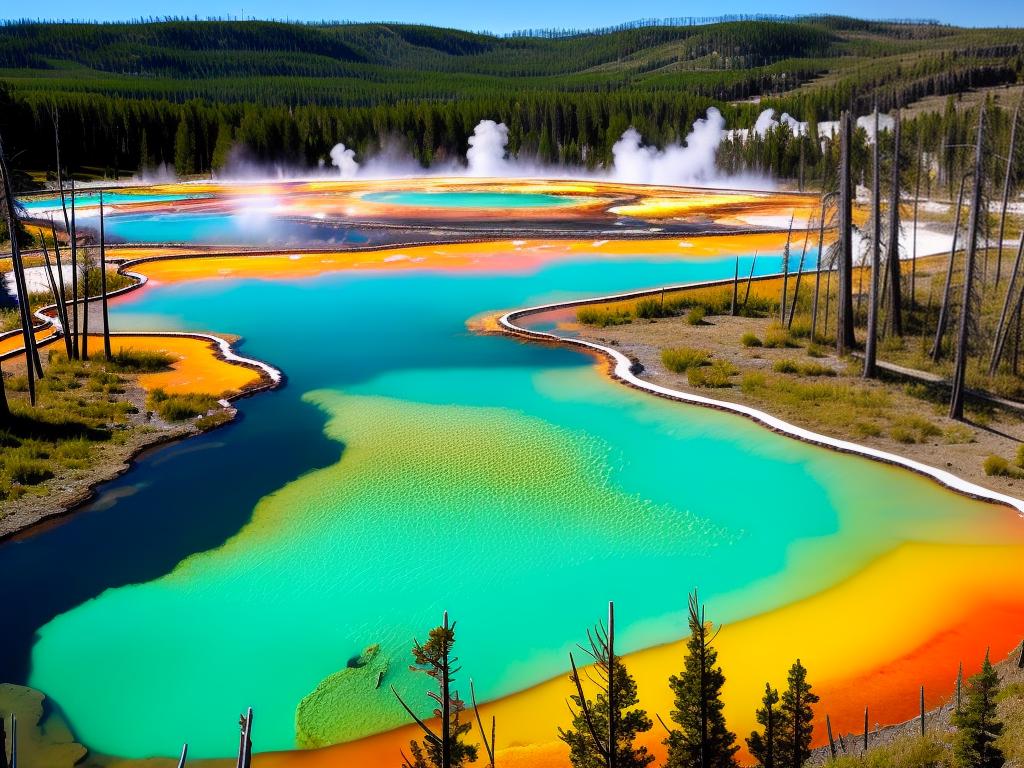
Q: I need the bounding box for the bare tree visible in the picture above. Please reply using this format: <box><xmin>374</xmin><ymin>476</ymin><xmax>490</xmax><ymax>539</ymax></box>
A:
<box><xmin>69</xmin><ymin>178</ymin><xmax>79</xmax><ymax>359</ymax></box>
<box><xmin>911</xmin><ymin>134</ymin><xmax>924</xmax><ymax>307</ymax></box>
<box><xmin>235</xmin><ymin>709</ymin><xmax>252</xmax><ymax>768</ymax></box>
<box><xmin>810</xmin><ymin>193</ymin><xmax>837</xmax><ymax>340</ymax></box>
<box><xmin>49</xmin><ymin>218</ymin><xmax>74</xmax><ymax>359</ymax></box>
<box><xmin>886</xmin><ymin>112</ymin><xmax>903</xmax><ymax>336</ymax></box>
<box><xmin>0</xmin><ymin>128</ymin><xmax>42</xmax><ymax>404</ymax></box>
<box><xmin>99</xmin><ymin>190</ymin><xmax>112</xmax><ymax>358</ymax></box>
<box><xmin>932</xmin><ymin>173</ymin><xmax>970</xmax><ymax>362</ymax></box>
<box><xmin>567</xmin><ymin>602</ymin><xmax>617</xmax><ymax>768</ymax></box>
<box><xmin>864</xmin><ymin>108</ymin><xmax>882</xmax><ymax>379</ymax></box>
<box><xmin>988</xmin><ymin>237</ymin><xmax>1024</xmax><ymax>375</ymax></box>
<box><xmin>836</xmin><ymin>111</ymin><xmax>856</xmax><ymax>355</ymax></box>
<box><xmin>780</xmin><ymin>217</ymin><xmax>794</xmax><ymax>325</ymax></box>
<box><xmin>470</xmin><ymin>680</ymin><xmax>496</xmax><ymax>768</ymax></box>
<box><xmin>950</xmin><ymin>108</ymin><xmax>987</xmax><ymax>421</ymax></box>
<box><xmin>787</xmin><ymin>216</ymin><xmax>813</xmax><ymax>328</ymax></box>
<box><xmin>995</xmin><ymin>96</ymin><xmax>1021</xmax><ymax>287</ymax></box>
<box><xmin>1</xmin><ymin>713</ymin><xmax>16</xmax><ymax>768</ymax></box>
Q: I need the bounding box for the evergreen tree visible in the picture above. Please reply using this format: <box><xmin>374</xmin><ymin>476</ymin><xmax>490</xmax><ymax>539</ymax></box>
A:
<box><xmin>211</xmin><ymin>120</ymin><xmax>235</xmax><ymax>173</ymax></box>
<box><xmin>392</xmin><ymin>613</ymin><xmax>478</xmax><ymax>768</ymax></box>
<box><xmin>746</xmin><ymin>683</ymin><xmax>781</xmax><ymax>768</ymax></box>
<box><xmin>560</xmin><ymin>603</ymin><xmax>653</xmax><ymax>768</ymax></box>
<box><xmin>664</xmin><ymin>591</ymin><xmax>739</xmax><ymax>768</ymax></box>
<box><xmin>952</xmin><ymin>653</ymin><xmax>1005</xmax><ymax>768</ymax></box>
<box><xmin>174</xmin><ymin>116</ymin><xmax>196</xmax><ymax>176</ymax></box>
<box><xmin>559</xmin><ymin>657</ymin><xmax>654</xmax><ymax>768</ymax></box>
<box><xmin>777</xmin><ymin>660</ymin><xmax>818</xmax><ymax>768</ymax></box>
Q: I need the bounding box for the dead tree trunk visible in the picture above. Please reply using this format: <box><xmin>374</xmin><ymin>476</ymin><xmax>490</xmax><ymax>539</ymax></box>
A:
<box><xmin>743</xmin><ymin>252</ymin><xmax>758</xmax><ymax>309</ymax></box>
<box><xmin>38</xmin><ymin>234</ymin><xmax>69</xmax><ymax>340</ymax></box>
<box><xmin>911</xmin><ymin>135</ymin><xmax>923</xmax><ymax>308</ymax></box>
<box><xmin>932</xmin><ymin>173</ymin><xmax>969</xmax><ymax>362</ymax></box>
<box><xmin>950</xmin><ymin>108</ymin><xmax>986</xmax><ymax>422</ymax></box>
<box><xmin>50</xmin><ymin>219</ymin><xmax>74</xmax><ymax>359</ymax></box>
<box><xmin>864</xmin><ymin>108</ymin><xmax>882</xmax><ymax>379</ymax></box>
<box><xmin>731</xmin><ymin>256</ymin><xmax>739</xmax><ymax>317</ymax></box>
<box><xmin>837</xmin><ymin>111</ymin><xmax>856</xmax><ymax>355</ymax></box>
<box><xmin>886</xmin><ymin>112</ymin><xmax>903</xmax><ymax>336</ymax></box>
<box><xmin>810</xmin><ymin>194</ymin><xmax>834</xmax><ymax>340</ymax></box>
<box><xmin>0</xmin><ymin>129</ymin><xmax>42</xmax><ymax>403</ymax></box>
<box><xmin>780</xmin><ymin>217</ymin><xmax>794</xmax><ymax>324</ymax></box>
<box><xmin>81</xmin><ymin>245</ymin><xmax>90</xmax><ymax>361</ymax></box>
<box><xmin>470</xmin><ymin>680</ymin><xmax>496</xmax><ymax>768</ymax></box>
<box><xmin>996</xmin><ymin>97</ymin><xmax>1021</xmax><ymax>288</ymax></box>
<box><xmin>70</xmin><ymin>179</ymin><xmax>79</xmax><ymax>359</ymax></box>
<box><xmin>788</xmin><ymin>218</ymin><xmax>813</xmax><ymax>328</ymax></box>
<box><xmin>99</xmin><ymin>191</ymin><xmax>112</xmax><ymax>358</ymax></box>
<box><xmin>988</xmin><ymin>237</ymin><xmax>1024</xmax><ymax>374</ymax></box>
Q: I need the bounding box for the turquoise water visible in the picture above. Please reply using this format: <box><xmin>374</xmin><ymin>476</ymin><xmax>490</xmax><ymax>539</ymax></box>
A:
<box><xmin>362</xmin><ymin>190</ymin><xmax>581</xmax><ymax>208</ymax></box>
<box><xmin>99</xmin><ymin>212</ymin><xmax>370</xmax><ymax>246</ymax></box>
<box><xmin>8</xmin><ymin>234</ymin><xmax>1009</xmax><ymax>760</ymax></box>
<box><xmin>19</xmin><ymin>192</ymin><xmax>207</xmax><ymax>210</ymax></box>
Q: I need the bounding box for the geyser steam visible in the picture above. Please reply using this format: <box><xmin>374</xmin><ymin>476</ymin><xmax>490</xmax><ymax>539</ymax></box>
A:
<box><xmin>329</xmin><ymin>143</ymin><xmax>359</xmax><ymax>178</ymax></box>
<box><xmin>466</xmin><ymin>120</ymin><xmax>510</xmax><ymax>177</ymax></box>
<box><xmin>610</xmin><ymin>107</ymin><xmax>727</xmax><ymax>186</ymax></box>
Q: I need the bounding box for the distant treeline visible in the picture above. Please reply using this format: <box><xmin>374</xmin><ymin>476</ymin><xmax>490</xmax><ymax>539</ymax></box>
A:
<box><xmin>0</xmin><ymin>17</ymin><xmax>1021</xmax><ymax>180</ymax></box>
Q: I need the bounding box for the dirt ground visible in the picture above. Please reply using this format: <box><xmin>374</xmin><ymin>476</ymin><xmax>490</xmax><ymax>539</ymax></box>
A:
<box><xmin>574</xmin><ymin>311</ymin><xmax>1024</xmax><ymax>500</ymax></box>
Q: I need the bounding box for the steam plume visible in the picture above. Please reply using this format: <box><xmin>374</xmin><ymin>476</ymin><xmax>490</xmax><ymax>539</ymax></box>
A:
<box><xmin>329</xmin><ymin>143</ymin><xmax>359</xmax><ymax>178</ymax></box>
<box><xmin>466</xmin><ymin>120</ymin><xmax>510</xmax><ymax>177</ymax></box>
<box><xmin>610</xmin><ymin>107</ymin><xmax>726</xmax><ymax>186</ymax></box>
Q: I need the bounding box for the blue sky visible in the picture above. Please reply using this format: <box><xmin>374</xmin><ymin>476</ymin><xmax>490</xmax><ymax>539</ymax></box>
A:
<box><xmin>3</xmin><ymin>0</ymin><xmax>1021</xmax><ymax>30</ymax></box>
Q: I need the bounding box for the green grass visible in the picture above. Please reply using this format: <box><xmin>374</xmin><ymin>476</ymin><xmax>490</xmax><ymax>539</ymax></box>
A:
<box><xmin>833</xmin><ymin>733</ymin><xmax>950</xmax><ymax>768</ymax></box>
<box><xmin>685</xmin><ymin>306</ymin><xmax>707</xmax><ymax>326</ymax></box>
<box><xmin>576</xmin><ymin>306</ymin><xmax>632</xmax><ymax>327</ymax></box>
<box><xmin>773</xmin><ymin>358</ymin><xmax>837</xmax><ymax>376</ymax></box>
<box><xmin>763</xmin><ymin>323</ymin><xmax>798</xmax><ymax>349</ymax></box>
<box><xmin>983</xmin><ymin>455</ymin><xmax>1024</xmax><ymax>478</ymax></box>
<box><xmin>687</xmin><ymin>359</ymin><xmax>738</xmax><ymax>388</ymax></box>
<box><xmin>147</xmin><ymin>389</ymin><xmax>219</xmax><ymax>422</ymax></box>
<box><xmin>661</xmin><ymin>347</ymin><xmax>711</xmax><ymax>373</ymax></box>
<box><xmin>104</xmin><ymin>347</ymin><xmax>175</xmax><ymax>373</ymax></box>
<box><xmin>0</xmin><ymin>353</ymin><xmax>146</xmax><ymax>502</ymax></box>
<box><xmin>741</xmin><ymin>332</ymin><xmax>763</xmax><ymax>348</ymax></box>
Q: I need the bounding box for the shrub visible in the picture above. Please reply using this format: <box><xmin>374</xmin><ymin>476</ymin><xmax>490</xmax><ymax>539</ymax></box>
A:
<box><xmin>805</xmin><ymin>343</ymin><xmax>826</xmax><ymax>358</ymax></box>
<box><xmin>799</xmin><ymin>362</ymin><xmax>837</xmax><ymax>377</ymax></box>
<box><xmin>984</xmin><ymin>455</ymin><xmax>1016</xmax><ymax>477</ymax></box>
<box><xmin>196</xmin><ymin>410</ymin><xmax>235</xmax><ymax>432</ymax></box>
<box><xmin>687</xmin><ymin>360</ymin><xmax>737</xmax><ymax>388</ymax></box>
<box><xmin>105</xmin><ymin>347</ymin><xmax>175</xmax><ymax>373</ymax></box>
<box><xmin>148</xmin><ymin>389</ymin><xmax>219</xmax><ymax>422</ymax></box>
<box><xmin>662</xmin><ymin>347</ymin><xmax>710</xmax><ymax>373</ymax></box>
<box><xmin>894</xmin><ymin>415</ymin><xmax>941</xmax><ymax>442</ymax></box>
<box><xmin>943</xmin><ymin>424</ymin><xmax>975</xmax><ymax>444</ymax></box>
<box><xmin>853</xmin><ymin>421</ymin><xmax>883</xmax><ymax>437</ymax></box>
<box><xmin>741</xmin><ymin>372</ymin><xmax>767</xmax><ymax>392</ymax></box>
<box><xmin>774</xmin><ymin>359</ymin><xmax>800</xmax><ymax>374</ymax></box>
<box><xmin>685</xmin><ymin>306</ymin><xmax>706</xmax><ymax>326</ymax></box>
<box><xmin>763</xmin><ymin>324</ymin><xmax>797</xmax><ymax>348</ymax></box>
<box><xmin>1016</xmin><ymin>444</ymin><xmax>1024</xmax><ymax>469</ymax></box>
<box><xmin>890</xmin><ymin>426</ymin><xmax>917</xmax><ymax>444</ymax></box>
<box><xmin>789</xmin><ymin>316</ymin><xmax>812</xmax><ymax>339</ymax></box>
<box><xmin>740</xmin><ymin>332</ymin><xmax>762</xmax><ymax>347</ymax></box>
<box><xmin>577</xmin><ymin>306</ymin><xmax>631</xmax><ymax>327</ymax></box>
<box><xmin>635</xmin><ymin>297</ymin><xmax>669</xmax><ymax>319</ymax></box>
<box><xmin>4</xmin><ymin>457</ymin><xmax>54</xmax><ymax>485</ymax></box>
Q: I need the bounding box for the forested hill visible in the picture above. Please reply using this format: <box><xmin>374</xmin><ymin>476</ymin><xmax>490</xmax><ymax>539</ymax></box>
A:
<box><xmin>2</xmin><ymin>17</ymin><xmax>1021</xmax><ymax>109</ymax></box>
<box><xmin>0</xmin><ymin>16</ymin><xmax>1022</xmax><ymax>177</ymax></box>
